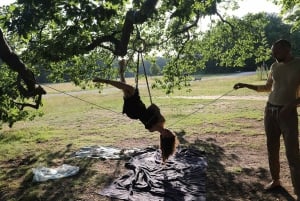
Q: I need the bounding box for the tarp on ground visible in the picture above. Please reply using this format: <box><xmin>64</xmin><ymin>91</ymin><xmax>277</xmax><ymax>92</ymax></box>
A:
<box><xmin>99</xmin><ymin>147</ymin><xmax>207</xmax><ymax>201</ymax></box>
<box><xmin>72</xmin><ymin>145</ymin><xmax>142</xmax><ymax>159</ymax></box>
<box><xmin>32</xmin><ymin>164</ymin><xmax>79</xmax><ymax>182</ymax></box>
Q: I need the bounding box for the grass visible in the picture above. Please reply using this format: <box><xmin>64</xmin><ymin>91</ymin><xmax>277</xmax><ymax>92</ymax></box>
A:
<box><xmin>1</xmin><ymin>73</ymin><xmax>266</xmax><ymax>158</ymax></box>
<box><xmin>0</xmin><ymin>73</ymin><xmax>273</xmax><ymax>201</ymax></box>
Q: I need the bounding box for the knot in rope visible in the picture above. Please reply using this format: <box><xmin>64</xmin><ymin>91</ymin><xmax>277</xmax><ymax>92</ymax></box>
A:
<box><xmin>133</xmin><ymin>25</ymin><xmax>146</xmax><ymax>53</ymax></box>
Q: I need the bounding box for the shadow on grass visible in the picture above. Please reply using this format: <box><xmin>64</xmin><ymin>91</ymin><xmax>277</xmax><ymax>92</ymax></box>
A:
<box><xmin>175</xmin><ymin>130</ymin><xmax>296</xmax><ymax>201</ymax></box>
<box><xmin>0</xmin><ymin>130</ymin><xmax>296</xmax><ymax>201</ymax></box>
<box><xmin>0</xmin><ymin>143</ymin><xmax>123</xmax><ymax>201</ymax></box>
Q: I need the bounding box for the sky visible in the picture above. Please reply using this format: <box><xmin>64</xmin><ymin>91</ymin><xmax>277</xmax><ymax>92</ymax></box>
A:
<box><xmin>198</xmin><ymin>0</ymin><xmax>281</xmax><ymax>31</ymax></box>
<box><xmin>230</xmin><ymin>0</ymin><xmax>280</xmax><ymax>17</ymax></box>
<box><xmin>0</xmin><ymin>0</ymin><xmax>281</xmax><ymax>15</ymax></box>
<box><xmin>0</xmin><ymin>0</ymin><xmax>15</xmax><ymax>6</ymax></box>
<box><xmin>0</xmin><ymin>0</ymin><xmax>281</xmax><ymax>31</ymax></box>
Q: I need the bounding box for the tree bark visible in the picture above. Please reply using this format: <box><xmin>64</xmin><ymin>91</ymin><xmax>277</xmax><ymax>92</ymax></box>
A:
<box><xmin>0</xmin><ymin>28</ymin><xmax>37</xmax><ymax>95</ymax></box>
<box><xmin>115</xmin><ymin>0</ymin><xmax>158</xmax><ymax>56</ymax></box>
<box><xmin>0</xmin><ymin>28</ymin><xmax>46</xmax><ymax>108</ymax></box>
<box><xmin>87</xmin><ymin>0</ymin><xmax>158</xmax><ymax>57</ymax></box>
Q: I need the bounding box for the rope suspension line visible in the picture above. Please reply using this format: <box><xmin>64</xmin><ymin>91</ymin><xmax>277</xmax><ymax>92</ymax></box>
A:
<box><xmin>9</xmin><ymin>23</ymin><xmax>236</xmax><ymax>128</ymax></box>
<box><xmin>41</xmin><ymin>84</ymin><xmax>120</xmax><ymax>114</ymax></box>
<box><xmin>133</xmin><ymin>25</ymin><xmax>153</xmax><ymax>104</ymax></box>
<box><xmin>168</xmin><ymin>89</ymin><xmax>235</xmax><ymax>127</ymax></box>
<box><xmin>13</xmin><ymin>69</ymin><xmax>236</xmax><ymax>127</ymax></box>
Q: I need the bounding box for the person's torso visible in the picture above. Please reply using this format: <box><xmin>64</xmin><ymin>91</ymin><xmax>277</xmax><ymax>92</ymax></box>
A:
<box><xmin>123</xmin><ymin>89</ymin><xmax>147</xmax><ymax>119</ymax></box>
<box><xmin>269</xmin><ymin>57</ymin><xmax>300</xmax><ymax>105</ymax></box>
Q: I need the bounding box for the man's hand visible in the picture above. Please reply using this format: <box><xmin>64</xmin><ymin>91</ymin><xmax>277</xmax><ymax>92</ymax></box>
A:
<box><xmin>233</xmin><ymin>83</ymin><xmax>246</xmax><ymax>90</ymax></box>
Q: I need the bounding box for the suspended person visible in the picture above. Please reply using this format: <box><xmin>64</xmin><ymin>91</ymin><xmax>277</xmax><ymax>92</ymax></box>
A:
<box><xmin>93</xmin><ymin>59</ymin><xmax>177</xmax><ymax>163</ymax></box>
<box><xmin>233</xmin><ymin>39</ymin><xmax>300</xmax><ymax>201</ymax></box>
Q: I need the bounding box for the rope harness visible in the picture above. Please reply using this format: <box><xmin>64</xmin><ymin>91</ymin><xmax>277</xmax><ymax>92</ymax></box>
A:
<box><xmin>133</xmin><ymin>25</ymin><xmax>153</xmax><ymax>104</ymax></box>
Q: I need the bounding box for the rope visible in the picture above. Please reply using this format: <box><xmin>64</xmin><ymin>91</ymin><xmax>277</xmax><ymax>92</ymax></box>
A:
<box><xmin>135</xmin><ymin>52</ymin><xmax>140</xmax><ymax>88</ymax></box>
<box><xmin>168</xmin><ymin>89</ymin><xmax>235</xmax><ymax>127</ymax></box>
<box><xmin>133</xmin><ymin>25</ymin><xmax>152</xmax><ymax>104</ymax></box>
<box><xmin>140</xmin><ymin>52</ymin><xmax>153</xmax><ymax>104</ymax></box>
<box><xmin>42</xmin><ymin>82</ymin><xmax>235</xmax><ymax>126</ymax></box>
<box><xmin>41</xmin><ymin>84</ymin><xmax>120</xmax><ymax>114</ymax></box>
<box><xmin>15</xmin><ymin>67</ymin><xmax>236</xmax><ymax>126</ymax></box>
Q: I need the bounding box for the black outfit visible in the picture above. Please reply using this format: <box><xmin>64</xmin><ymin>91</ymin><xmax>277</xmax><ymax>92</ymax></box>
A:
<box><xmin>123</xmin><ymin>89</ymin><xmax>147</xmax><ymax>119</ymax></box>
<box><xmin>123</xmin><ymin>89</ymin><xmax>161</xmax><ymax>129</ymax></box>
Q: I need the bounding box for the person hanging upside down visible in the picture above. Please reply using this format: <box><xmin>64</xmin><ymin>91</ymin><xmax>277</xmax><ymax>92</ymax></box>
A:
<box><xmin>93</xmin><ymin>59</ymin><xmax>177</xmax><ymax>162</ymax></box>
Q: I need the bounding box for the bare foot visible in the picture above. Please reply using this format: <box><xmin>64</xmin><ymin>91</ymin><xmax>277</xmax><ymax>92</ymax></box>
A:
<box><xmin>264</xmin><ymin>180</ymin><xmax>281</xmax><ymax>190</ymax></box>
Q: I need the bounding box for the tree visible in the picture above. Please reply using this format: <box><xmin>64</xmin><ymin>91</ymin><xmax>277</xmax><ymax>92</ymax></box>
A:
<box><xmin>0</xmin><ymin>0</ymin><xmax>298</xmax><ymax>127</ymax></box>
<box><xmin>0</xmin><ymin>28</ymin><xmax>46</xmax><ymax>128</ymax></box>
<box><xmin>0</xmin><ymin>0</ymin><xmax>242</xmax><ymax>83</ymax></box>
<box><xmin>194</xmin><ymin>13</ymin><xmax>273</xmax><ymax>72</ymax></box>
<box><xmin>193</xmin><ymin>12</ymin><xmax>300</xmax><ymax>73</ymax></box>
<box><xmin>150</xmin><ymin>62</ymin><xmax>161</xmax><ymax>76</ymax></box>
<box><xmin>273</xmin><ymin>0</ymin><xmax>300</xmax><ymax>31</ymax></box>
<box><xmin>263</xmin><ymin>13</ymin><xmax>300</xmax><ymax>65</ymax></box>
<box><xmin>0</xmin><ymin>0</ymin><xmax>238</xmax><ymax>127</ymax></box>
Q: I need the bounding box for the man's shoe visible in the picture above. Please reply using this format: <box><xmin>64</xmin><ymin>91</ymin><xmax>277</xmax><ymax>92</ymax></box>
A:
<box><xmin>264</xmin><ymin>180</ymin><xmax>281</xmax><ymax>190</ymax></box>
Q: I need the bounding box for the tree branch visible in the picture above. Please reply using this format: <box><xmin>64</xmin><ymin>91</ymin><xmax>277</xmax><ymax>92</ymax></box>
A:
<box><xmin>85</xmin><ymin>34</ymin><xmax>119</xmax><ymax>52</ymax></box>
<box><xmin>86</xmin><ymin>0</ymin><xmax>158</xmax><ymax>57</ymax></box>
<box><xmin>0</xmin><ymin>28</ymin><xmax>35</xmax><ymax>92</ymax></box>
<box><xmin>215</xmin><ymin>10</ymin><xmax>235</xmax><ymax>30</ymax></box>
<box><xmin>0</xmin><ymin>28</ymin><xmax>46</xmax><ymax>108</ymax></box>
<box><xmin>173</xmin><ymin>12</ymin><xmax>201</xmax><ymax>35</ymax></box>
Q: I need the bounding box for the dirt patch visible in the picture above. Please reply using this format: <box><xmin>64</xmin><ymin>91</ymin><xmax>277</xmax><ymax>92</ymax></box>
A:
<box><xmin>0</xmin><ymin>119</ymin><xmax>297</xmax><ymax>201</ymax></box>
<box><xmin>79</xmin><ymin>127</ymin><xmax>296</xmax><ymax>201</ymax></box>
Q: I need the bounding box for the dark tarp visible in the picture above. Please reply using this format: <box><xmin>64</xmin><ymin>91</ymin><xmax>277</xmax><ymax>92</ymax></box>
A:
<box><xmin>99</xmin><ymin>147</ymin><xmax>207</xmax><ymax>201</ymax></box>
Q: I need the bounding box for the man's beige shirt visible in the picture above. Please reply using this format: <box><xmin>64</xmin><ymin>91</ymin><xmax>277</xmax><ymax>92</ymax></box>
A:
<box><xmin>266</xmin><ymin>57</ymin><xmax>300</xmax><ymax>105</ymax></box>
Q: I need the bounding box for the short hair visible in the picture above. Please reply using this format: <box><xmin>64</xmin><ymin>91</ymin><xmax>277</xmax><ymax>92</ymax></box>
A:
<box><xmin>273</xmin><ymin>39</ymin><xmax>291</xmax><ymax>49</ymax></box>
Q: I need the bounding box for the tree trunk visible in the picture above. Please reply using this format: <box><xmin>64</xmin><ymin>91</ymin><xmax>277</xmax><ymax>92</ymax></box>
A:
<box><xmin>0</xmin><ymin>28</ymin><xmax>36</xmax><ymax>95</ymax></box>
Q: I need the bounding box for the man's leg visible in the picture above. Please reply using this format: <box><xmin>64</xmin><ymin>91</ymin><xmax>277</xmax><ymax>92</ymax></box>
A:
<box><xmin>264</xmin><ymin>107</ymin><xmax>281</xmax><ymax>189</ymax></box>
<box><xmin>281</xmin><ymin>108</ymin><xmax>300</xmax><ymax>198</ymax></box>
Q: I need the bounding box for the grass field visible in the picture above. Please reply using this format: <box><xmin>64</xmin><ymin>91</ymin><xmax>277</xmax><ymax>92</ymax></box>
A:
<box><xmin>1</xmin><ymin>73</ymin><xmax>265</xmax><ymax>158</ymax></box>
<box><xmin>1</xmin><ymin>73</ymin><xmax>296</xmax><ymax>201</ymax></box>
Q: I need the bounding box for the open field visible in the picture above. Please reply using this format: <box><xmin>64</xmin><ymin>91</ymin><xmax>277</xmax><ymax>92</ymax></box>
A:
<box><xmin>0</xmin><ymin>73</ymin><xmax>298</xmax><ymax>201</ymax></box>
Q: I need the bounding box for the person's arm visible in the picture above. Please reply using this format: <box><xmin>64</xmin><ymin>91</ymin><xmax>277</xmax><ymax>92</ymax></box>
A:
<box><xmin>233</xmin><ymin>83</ymin><xmax>259</xmax><ymax>91</ymax></box>
<box><xmin>233</xmin><ymin>71</ymin><xmax>273</xmax><ymax>92</ymax></box>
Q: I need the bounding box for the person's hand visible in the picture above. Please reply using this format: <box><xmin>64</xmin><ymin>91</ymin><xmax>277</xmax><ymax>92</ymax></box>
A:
<box><xmin>233</xmin><ymin>83</ymin><xmax>245</xmax><ymax>90</ymax></box>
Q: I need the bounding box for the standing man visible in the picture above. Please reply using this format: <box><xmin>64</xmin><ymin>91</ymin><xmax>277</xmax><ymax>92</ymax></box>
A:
<box><xmin>233</xmin><ymin>39</ymin><xmax>300</xmax><ymax>201</ymax></box>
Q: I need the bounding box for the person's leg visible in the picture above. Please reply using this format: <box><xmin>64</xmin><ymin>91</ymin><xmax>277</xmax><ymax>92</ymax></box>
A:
<box><xmin>280</xmin><ymin>108</ymin><xmax>300</xmax><ymax>198</ymax></box>
<box><xmin>264</xmin><ymin>106</ymin><xmax>282</xmax><ymax>189</ymax></box>
<box><xmin>93</xmin><ymin>78</ymin><xmax>135</xmax><ymax>97</ymax></box>
<box><xmin>93</xmin><ymin>58</ymin><xmax>134</xmax><ymax>96</ymax></box>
